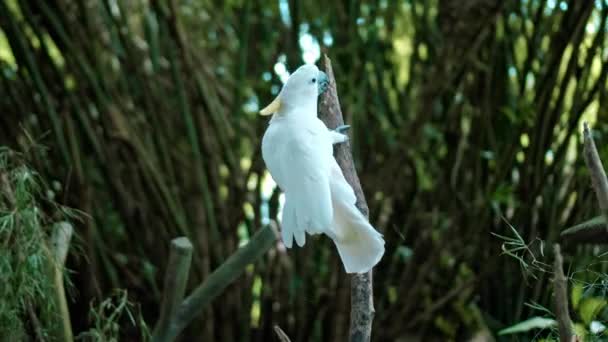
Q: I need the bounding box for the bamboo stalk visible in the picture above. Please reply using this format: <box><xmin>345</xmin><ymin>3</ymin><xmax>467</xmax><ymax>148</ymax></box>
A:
<box><xmin>318</xmin><ymin>54</ymin><xmax>375</xmax><ymax>342</ymax></box>
<box><xmin>152</xmin><ymin>237</ymin><xmax>193</xmax><ymax>342</ymax></box>
<box><xmin>45</xmin><ymin>222</ymin><xmax>75</xmax><ymax>342</ymax></box>
<box><xmin>0</xmin><ymin>1</ymin><xmax>71</xmax><ymax>165</ymax></box>
<box><xmin>151</xmin><ymin>226</ymin><xmax>276</xmax><ymax>342</ymax></box>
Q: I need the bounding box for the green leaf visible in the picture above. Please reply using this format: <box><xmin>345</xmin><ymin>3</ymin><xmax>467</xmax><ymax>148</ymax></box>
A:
<box><xmin>498</xmin><ymin>317</ymin><xmax>556</xmax><ymax>335</ymax></box>
<box><xmin>573</xmin><ymin>322</ymin><xmax>587</xmax><ymax>339</ymax></box>
<box><xmin>579</xmin><ymin>297</ymin><xmax>606</xmax><ymax>325</ymax></box>
<box><xmin>571</xmin><ymin>283</ymin><xmax>583</xmax><ymax>310</ymax></box>
<box><xmin>561</xmin><ymin>216</ymin><xmax>606</xmax><ymax>237</ymax></box>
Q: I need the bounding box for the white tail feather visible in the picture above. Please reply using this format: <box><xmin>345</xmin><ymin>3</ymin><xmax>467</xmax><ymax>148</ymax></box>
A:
<box><xmin>328</xmin><ymin>162</ymin><xmax>385</xmax><ymax>273</ymax></box>
<box><xmin>330</xmin><ymin>193</ymin><xmax>385</xmax><ymax>273</ymax></box>
<box><xmin>281</xmin><ymin>197</ymin><xmax>306</xmax><ymax>248</ymax></box>
<box><xmin>280</xmin><ymin>160</ymin><xmax>385</xmax><ymax>273</ymax></box>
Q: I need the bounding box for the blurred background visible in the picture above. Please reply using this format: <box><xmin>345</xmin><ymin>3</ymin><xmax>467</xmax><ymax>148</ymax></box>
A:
<box><xmin>1</xmin><ymin>0</ymin><xmax>608</xmax><ymax>341</ymax></box>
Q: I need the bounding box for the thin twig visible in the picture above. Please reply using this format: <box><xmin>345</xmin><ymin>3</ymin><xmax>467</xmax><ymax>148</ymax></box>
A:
<box><xmin>318</xmin><ymin>54</ymin><xmax>375</xmax><ymax>342</ymax></box>
<box><xmin>273</xmin><ymin>325</ymin><xmax>292</xmax><ymax>342</ymax></box>
<box><xmin>553</xmin><ymin>244</ymin><xmax>575</xmax><ymax>342</ymax></box>
<box><xmin>27</xmin><ymin>302</ymin><xmax>45</xmax><ymax>342</ymax></box>
<box><xmin>583</xmin><ymin>122</ymin><xmax>608</xmax><ymax>224</ymax></box>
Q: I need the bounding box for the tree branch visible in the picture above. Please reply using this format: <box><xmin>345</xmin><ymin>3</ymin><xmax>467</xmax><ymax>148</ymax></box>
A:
<box><xmin>318</xmin><ymin>54</ymin><xmax>375</xmax><ymax>342</ymax></box>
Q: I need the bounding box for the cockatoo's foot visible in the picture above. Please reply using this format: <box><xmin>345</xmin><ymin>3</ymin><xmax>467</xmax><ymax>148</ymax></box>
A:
<box><xmin>330</xmin><ymin>126</ymin><xmax>349</xmax><ymax>145</ymax></box>
<box><xmin>334</xmin><ymin>125</ymin><xmax>350</xmax><ymax>134</ymax></box>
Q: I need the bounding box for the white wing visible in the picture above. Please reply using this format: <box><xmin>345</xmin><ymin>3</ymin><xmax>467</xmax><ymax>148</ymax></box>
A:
<box><xmin>262</xmin><ymin>119</ymin><xmax>333</xmax><ymax>247</ymax></box>
<box><xmin>262</xmin><ymin>124</ymin><xmax>287</xmax><ymax>189</ymax></box>
<box><xmin>285</xmin><ymin>125</ymin><xmax>333</xmax><ymax>236</ymax></box>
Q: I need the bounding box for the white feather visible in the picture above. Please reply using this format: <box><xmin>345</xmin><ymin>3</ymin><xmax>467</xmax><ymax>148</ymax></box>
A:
<box><xmin>263</xmin><ymin>115</ymin><xmax>333</xmax><ymax>239</ymax></box>
<box><xmin>328</xmin><ymin>160</ymin><xmax>384</xmax><ymax>273</ymax></box>
<box><xmin>281</xmin><ymin>197</ymin><xmax>296</xmax><ymax>248</ymax></box>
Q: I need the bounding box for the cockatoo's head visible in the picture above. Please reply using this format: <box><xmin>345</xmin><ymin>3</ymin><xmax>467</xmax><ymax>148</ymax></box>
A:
<box><xmin>259</xmin><ymin>64</ymin><xmax>329</xmax><ymax>116</ymax></box>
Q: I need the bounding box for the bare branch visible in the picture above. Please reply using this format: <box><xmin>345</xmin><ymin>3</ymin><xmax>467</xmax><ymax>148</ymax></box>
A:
<box><xmin>318</xmin><ymin>54</ymin><xmax>375</xmax><ymax>342</ymax></box>
<box><xmin>583</xmin><ymin>123</ymin><xmax>608</xmax><ymax>223</ymax></box>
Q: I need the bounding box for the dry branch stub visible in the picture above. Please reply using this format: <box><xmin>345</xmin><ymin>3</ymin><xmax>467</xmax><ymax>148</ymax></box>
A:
<box><xmin>152</xmin><ymin>237</ymin><xmax>193</xmax><ymax>342</ymax></box>
<box><xmin>553</xmin><ymin>244</ymin><xmax>575</xmax><ymax>342</ymax></box>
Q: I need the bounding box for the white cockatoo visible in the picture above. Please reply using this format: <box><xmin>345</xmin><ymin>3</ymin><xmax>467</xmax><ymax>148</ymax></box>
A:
<box><xmin>259</xmin><ymin>64</ymin><xmax>384</xmax><ymax>274</ymax></box>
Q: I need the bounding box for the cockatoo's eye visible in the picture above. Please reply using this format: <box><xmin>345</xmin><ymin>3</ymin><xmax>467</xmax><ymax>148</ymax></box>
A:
<box><xmin>311</xmin><ymin>78</ymin><xmax>317</xmax><ymax>83</ymax></box>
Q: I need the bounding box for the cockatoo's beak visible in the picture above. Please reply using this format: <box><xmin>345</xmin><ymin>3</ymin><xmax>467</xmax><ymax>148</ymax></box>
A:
<box><xmin>318</xmin><ymin>71</ymin><xmax>329</xmax><ymax>95</ymax></box>
<box><xmin>259</xmin><ymin>96</ymin><xmax>281</xmax><ymax>116</ymax></box>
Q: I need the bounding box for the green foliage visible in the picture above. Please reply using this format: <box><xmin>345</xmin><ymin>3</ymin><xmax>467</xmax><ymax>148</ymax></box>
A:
<box><xmin>495</xmin><ymin>240</ymin><xmax>608</xmax><ymax>341</ymax></box>
<box><xmin>493</xmin><ymin>221</ymin><xmax>551</xmax><ymax>280</ymax></box>
<box><xmin>579</xmin><ymin>297</ymin><xmax>606</xmax><ymax>325</ymax></box>
<box><xmin>498</xmin><ymin>316</ymin><xmax>556</xmax><ymax>335</ymax></box>
<box><xmin>572</xmin><ymin>283</ymin><xmax>584</xmax><ymax>310</ymax></box>
<box><xmin>0</xmin><ymin>149</ymin><xmax>56</xmax><ymax>339</ymax></box>
<box><xmin>77</xmin><ymin>289</ymin><xmax>150</xmax><ymax>342</ymax></box>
